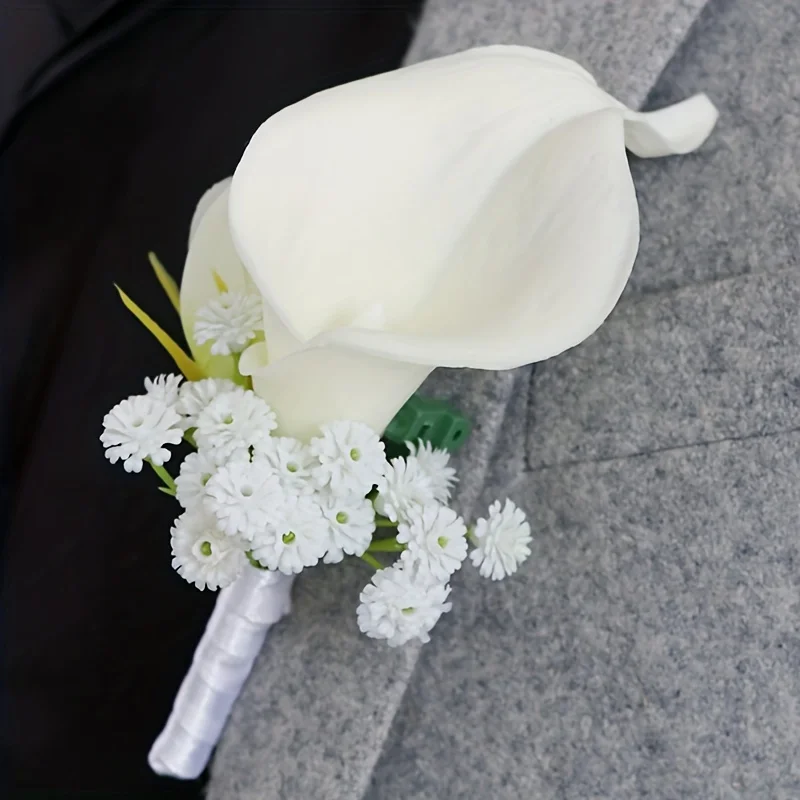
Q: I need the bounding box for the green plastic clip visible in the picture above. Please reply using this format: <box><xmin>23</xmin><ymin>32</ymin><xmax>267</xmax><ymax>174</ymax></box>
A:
<box><xmin>383</xmin><ymin>394</ymin><xmax>472</xmax><ymax>456</ymax></box>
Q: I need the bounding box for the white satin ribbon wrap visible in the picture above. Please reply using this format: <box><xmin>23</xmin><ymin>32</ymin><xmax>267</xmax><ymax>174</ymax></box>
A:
<box><xmin>148</xmin><ymin>567</ymin><xmax>294</xmax><ymax>779</ymax></box>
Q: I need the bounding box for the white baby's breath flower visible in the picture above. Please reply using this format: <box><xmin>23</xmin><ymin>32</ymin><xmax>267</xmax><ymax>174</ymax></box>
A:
<box><xmin>470</xmin><ymin>499</ymin><xmax>532</xmax><ymax>580</ymax></box>
<box><xmin>101</xmin><ymin>394</ymin><xmax>183</xmax><ymax>473</ymax></box>
<box><xmin>144</xmin><ymin>373</ymin><xmax>183</xmax><ymax>407</ymax></box>
<box><xmin>175</xmin><ymin>448</ymin><xmax>233</xmax><ymax>510</ymax></box>
<box><xmin>250</xmin><ymin>495</ymin><xmax>329</xmax><ymax>575</ymax></box>
<box><xmin>310</xmin><ymin>421</ymin><xmax>386</xmax><ymax>496</ymax></box>
<box><xmin>176</xmin><ymin>377</ymin><xmax>241</xmax><ymax>427</ymax></box>
<box><xmin>406</xmin><ymin>439</ymin><xmax>458</xmax><ymax>503</ymax></box>
<box><xmin>193</xmin><ymin>291</ymin><xmax>263</xmax><ymax>356</ymax></box>
<box><xmin>205</xmin><ymin>459</ymin><xmax>283</xmax><ymax>540</ymax></box>
<box><xmin>374</xmin><ymin>456</ymin><xmax>436</xmax><ymax>523</ymax></box>
<box><xmin>319</xmin><ymin>493</ymin><xmax>376</xmax><ymax>563</ymax></box>
<box><xmin>253</xmin><ymin>437</ymin><xmax>316</xmax><ymax>495</ymax></box>
<box><xmin>356</xmin><ymin>563</ymin><xmax>452</xmax><ymax>647</ymax></box>
<box><xmin>194</xmin><ymin>390</ymin><xmax>277</xmax><ymax>459</ymax></box>
<box><xmin>170</xmin><ymin>508</ymin><xmax>246</xmax><ymax>590</ymax></box>
<box><xmin>397</xmin><ymin>505</ymin><xmax>468</xmax><ymax>581</ymax></box>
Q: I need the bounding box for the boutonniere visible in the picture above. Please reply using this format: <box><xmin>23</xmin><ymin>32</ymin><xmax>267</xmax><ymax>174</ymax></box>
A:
<box><xmin>99</xmin><ymin>45</ymin><xmax>717</xmax><ymax>778</ymax></box>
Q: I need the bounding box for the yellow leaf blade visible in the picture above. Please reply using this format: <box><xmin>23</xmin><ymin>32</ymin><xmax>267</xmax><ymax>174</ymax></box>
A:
<box><xmin>148</xmin><ymin>251</ymin><xmax>181</xmax><ymax>313</ymax></box>
<box><xmin>115</xmin><ymin>285</ymin><xmax>205</xmax><ymax>381</ymax></box>
<box><xmin>211</xmin><ymin>270</ymin><xmax>229</xmax><ymax>294</ymax></box>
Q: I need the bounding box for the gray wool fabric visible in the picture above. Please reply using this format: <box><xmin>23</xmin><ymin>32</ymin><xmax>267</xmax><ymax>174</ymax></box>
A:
<box><xmin>209</xmin><ymin>0</ymin><xmax>800</xmax><ymax>797</ymax></box>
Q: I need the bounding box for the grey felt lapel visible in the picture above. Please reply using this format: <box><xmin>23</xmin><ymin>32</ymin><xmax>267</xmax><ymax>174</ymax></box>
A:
<box><xmin>530</xmin><ymin>268</ymin><xmax>800</xmax><ymax>469</ymax></box>
<box><xmin>366</xmin><ymin>1</ymin><xmax>800</xmax><ymax>797</ymax></box>
<box><xmin>369</xmin><ymin>422</ymin><xmax>800</xmax><ymax>799</ymax></box>
<box><xmin>207</xmin><ymin>2</ymin><xmax>713</xmax><ymax>798</ymax></box>
<box><xmin>404</xmin><ymin>0</ymin><xmax>712</xmax><ymax>106</ymax></box>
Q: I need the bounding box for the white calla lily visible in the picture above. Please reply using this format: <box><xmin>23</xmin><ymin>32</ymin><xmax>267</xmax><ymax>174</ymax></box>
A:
<box><xmin>182</xmin><ymin>45</ymin><xmax>717</xmax><ymax>440</ymax></box>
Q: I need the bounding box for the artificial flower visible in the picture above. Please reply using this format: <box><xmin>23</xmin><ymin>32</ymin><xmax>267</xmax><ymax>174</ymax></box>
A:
<box><xmin>176</xmin><ymin>377</ymin><xmax>241</xmax><ymax>426</ymax></box>
<box><xmin>374</xmin><ymin>456</ymin><xmax>436</xmax><ymax>523</ymax></box>
<box><xmin>406</xmin><ymin>439</ymin><xmax>457</xmax><ymax>503</ymax></box>
<box><xmin>194</xmin><ymin>389</ymin><xmax>276</xmax><ymax>459</ymax></box>
<box><xmin>319</xmin><ymin>493</ymin><xmax>376</xmax><ymax>563</ymax></box>
<box><xmin>252</xmin><ymin>436</ymin><xmax>316</xmax><ymax>495</ymax></box>
<box><xmin>179</xmin><ymin>46</ymin><xmax>717</xmax><ymax>440</ymax></box>
<box><xmin>193</xmin><ymin>291</ymin><xmax>263</xmax><ymax>356</ymax></box>
<box><xmin>249</xmin><ymin>495</ymin><xmax>329</xmax><ymax>574</ymax></box>
<box><xmin>101</xmin><ymin>394</ymin><xmax>183</xmax><ymax>473</ymax></box>
<box><xmin>170</xmin><ymin>508</ymin><xmax>246</xmax><ymax>590</ymax></box>
<box><xmin>310</xmin><ymin>421</ymin><xmax>386</xmax><ymax>496</ymax></box>
<box><xmin>397</xmin><ymin>505</ymin><xmax>468</xmax><ymax>581</ymax></box>
<box><xmin>144</xmin><ymin>373</ymin><xmax>183</xmax><ymax>407</ymax></box>
<box><xmin>470</xmin><ymin>499</ymin><xmax>532</xmax><ymax>580</ymax></box>
<box><xmin>205</xmin><ymin>459</ymin><xmax>282</xmax><ymax>540</ymax></box>
<box><xmin>175</xmin><ymin>448</ymin><xmax>230</xmax><ymax>510</ymax></box>
<box><xmin>357</xmin><ymin>563</ymin><xmax>452</xmax><ymax>647</ymax></box>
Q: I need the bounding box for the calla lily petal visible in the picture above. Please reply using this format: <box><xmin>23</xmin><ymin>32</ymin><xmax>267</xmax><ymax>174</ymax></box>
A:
<box><xmin>311</xmin><ymin>107</ymin><xmax>638</xmax><ymax>368</ymax></box>
<box><xmin>184</xmin><ymin>189</ymin><xmax>428</xmax><ymax>438</ymax></box>
<box><xmin>229</xmin><ymin>45</ymin><xmax>714</xmax><ymax>369</ymax></box>
<box><xmin>239</xmin><ymin>339</ymin><xmax>431</xmax><ymax>441</ymax></box>
<box><xmin>622</xmin><ymin>93</ymin><xmax>719</xmax><ymax>158</ymax></box>
<box><xmin>180</xmin><ymin>187</ymin><xmax>251</xmax><ymax>377</ymax></box>
<box><xmin>189</xmin><ymin>177</ymin><xmax>232</xmax><ymax>246</ymax></box>
<box><xmin>182</xmin><ymin>45</ymin><xmax>718</xmax><ymax>437</ymax></box>
<box><xmin>229</xmin><ymin>46</ymin><xmax>622</xmax><ymax>348</ymax></box>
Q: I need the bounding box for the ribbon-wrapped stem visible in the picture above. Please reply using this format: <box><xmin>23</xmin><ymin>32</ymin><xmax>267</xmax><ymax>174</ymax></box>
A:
<box><xmin>149</xmin><ymin>566</ymin><xmax>294</xmax><ymax>779</ymax></box>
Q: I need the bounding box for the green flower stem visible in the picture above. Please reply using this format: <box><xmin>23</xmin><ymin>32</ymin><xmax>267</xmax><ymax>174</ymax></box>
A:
<box><xmin>374</xmin><ymin>517</ymin><xmax>396</xmax><ymax>529</ymax></box>
<box><xmin>183</xmin><ymin>428</ymin><xmax>197</xmax><ymax>448</ymax></box>
<box><xmin>360</xmin><ymin>553</ymin><xmax>384</xmax><ymax>570</ymax></box>
<box><xmin>466</xmin><ymin>525</ymin><xmax>477</xmax><ymax>545</ymax></box>
<box><xmin>367</xmin><ymin>537</ymin><xmax>405</xmax><ymax>553</ymax></box>
<box><xmin>148</xmin><ymin>459</ymin><xmax>176</xmax><ymax>495</ymax></box>
<box><xmin>231</xmin><ymin>351</ymin><xmax>252</xmax><ymax>389</ymax></box>
<box><xmin>246</xmin><ymin>550</ymin><xmax>267</xmax><ymax>570</ymax></box>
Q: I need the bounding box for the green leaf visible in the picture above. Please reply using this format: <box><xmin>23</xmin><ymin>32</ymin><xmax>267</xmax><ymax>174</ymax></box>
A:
<box><xmin>148</xmin><ymin>251</ymin><xmax>181</xmax><ymax>313</ymax></box>
<box><xmin>115</xmin><ymin>285</ymin><xmax>205</xmax><ymax>381</ymax></box>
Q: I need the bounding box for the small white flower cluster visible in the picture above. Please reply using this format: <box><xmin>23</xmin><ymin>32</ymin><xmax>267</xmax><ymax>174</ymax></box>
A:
<box><xmin>100</xmin><ymin>374</ymin><xmax>237</xmax><ymax>473</ymax></box>
<box><xmin>101</xmin><ymin>373</ymin><xmax>533</xmax><ymax>646</ymax></box>
<box><xmin>356</xmin><ymin>441</ymin><xmax>532</xmax><ymax>648</ymax></box>
<box><xmin>102</xmin><ymin>375</ymin><xmax>386</xmax><ymax>585</ymax></box>
<box><xmin>100</xmin><ymin>376</ymin><xmax>186</xmax><ymax>473</ymax></box>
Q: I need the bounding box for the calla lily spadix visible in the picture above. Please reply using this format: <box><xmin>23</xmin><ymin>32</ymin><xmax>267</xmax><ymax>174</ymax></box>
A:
<box><xmin>181</xmin><ymin>45</ymin><xmax>717</xmax><ymax>440</ymax></box>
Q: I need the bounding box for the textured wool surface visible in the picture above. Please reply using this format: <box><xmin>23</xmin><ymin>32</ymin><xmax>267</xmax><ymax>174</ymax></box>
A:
<box><xmin>404</xmin><ymin>0</ymin><xmax>710</xmax><ymax>107</ymax></box>
<box><xmin>627</xmin><ymin>0</ymin><xmax>800</xmax><ymax>295</ymax></box>
<box><xmin>529</xmin><ymin>268</ymin><xmax>800</xmax><ymax>469</ymax></box>
<box><xmin>367</xmin><ymin>433</ymin><xmax>800</xmax><ymax>799</ymax></box>
<box><xmin>209</xmin><ymin>0</ymin><xmax>800</xmax><ymax>797</ymax></box>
